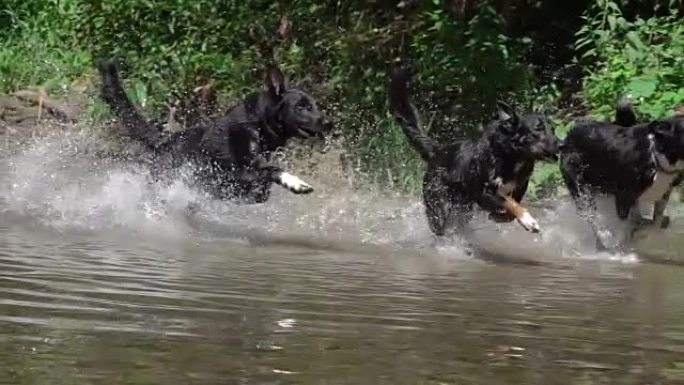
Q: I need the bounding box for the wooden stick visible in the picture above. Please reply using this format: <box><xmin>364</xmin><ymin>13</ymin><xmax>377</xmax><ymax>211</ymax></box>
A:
<box><xmin>37</xmin><ymin>87</ymin><xmax>46</xmax><ymax>122</ymax></box>
<box><xmin>14</xmin><ymin>90</ymin><xmax>77</xmax><ymax>123</ymax></box>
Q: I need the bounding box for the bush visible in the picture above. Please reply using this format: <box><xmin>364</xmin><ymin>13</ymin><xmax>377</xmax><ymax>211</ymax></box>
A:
<box><xmin>5</xmin><ymin>0</ymin><xmax>539</xmax><ymax>193</ymax></box>
<box><xmin>4</xmin><ymin>0</ymin><xmax>681</xmax><ymax>199</ymax></box>
<box><xmin>578</xmin><ymin>0</ymin><xmax>684</xmax><ymax>119</ymax></box>
<box><xmin>0</xmin><ymin>0</ymin><xmax>91</xmax><ymax>94</ymax></box>
<box><xmin>527</xmin><ymin>0</ymin><xmax>684</xmax><ymax>200</ymax></box>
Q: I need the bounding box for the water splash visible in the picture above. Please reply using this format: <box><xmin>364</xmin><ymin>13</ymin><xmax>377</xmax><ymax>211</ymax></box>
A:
<box><xmin>0</xmin><ymin>131</ymin><xmax>645</xmax><ymax>264</ymax></box>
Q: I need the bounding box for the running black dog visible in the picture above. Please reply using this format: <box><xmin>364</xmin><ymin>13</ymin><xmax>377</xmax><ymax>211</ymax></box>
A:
<box><xmin>388</xmin><ymin>68</ymin><xmax>560</xmax><ymax>236</ymax></box>
<box><xmin>98</xmin><ymin>59</ymin><xmax>331</xmax><ymax>203</ymax></box>
<box><xmin>560</xmin><ymin>102</ymin><xmax>684</xmax><ymax>251</ymax></box>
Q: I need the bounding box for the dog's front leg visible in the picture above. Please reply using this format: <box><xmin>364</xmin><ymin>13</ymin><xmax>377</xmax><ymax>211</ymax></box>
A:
<box><xmin>274</xmin><ymin>170</ymin><xmax>314</xmax><ymax>194</ymax></box>
<box><xmin>653</xmin><ymin>180</ymin><xmax>680</xmax><ymax>229</ymax></box>
<box><xmin>480</xmin><ymin>191</ymin><xmax>540</xmax><ymax>233</ymax></box>
<box><xmin>253</xmin><ymin>157</ymin><xmax>314</xmax><ymax>195</ymax></box>
<box><xmin>501</xmin><ymin>195</ymin><xmax>541</xmax><ymax>233</ymax></box>
<box><xmin>654</xmin><ymin>198</ymin><xmax>672</xmax><ymax>229</ymax></box>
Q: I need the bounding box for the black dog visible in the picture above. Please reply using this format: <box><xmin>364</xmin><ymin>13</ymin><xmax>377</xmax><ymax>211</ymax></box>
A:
<box><xmin>98</xmin><ymin>60</ymin><xmax>331</xmax><ymax>203</ymax></box>
<box><xmin>388</xmin><ymin>68</ymin><xmax>560</xmax><ymax>236</ymax></box>
<box><xmin>560</xmin><ymin>102</ymin><xmax>684</xmax><ymax>251</ymax></box>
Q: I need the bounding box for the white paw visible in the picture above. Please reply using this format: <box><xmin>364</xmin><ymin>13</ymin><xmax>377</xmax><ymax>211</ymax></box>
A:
<box><xmin>517</xmin><ymin>211</ymin><xmax>541</xmax><ymax>233</ymax></box>
<box><xmin>277</xmin><ymin>172</ymin><xmax>313</xmax><ymax>194</ymax></box>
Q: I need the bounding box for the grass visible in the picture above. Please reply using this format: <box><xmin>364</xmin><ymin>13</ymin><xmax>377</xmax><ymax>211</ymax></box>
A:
<box><xmin>0</xmin><ymin>29</ymin><xmax>573</xmax><ymax>201</ymax></box>
<box><xmin>355</xmin><ymin>117</ymin><xmax>424</xmax><ymax>192</ymax></box>
<box><xmin>0</xmin><ymin>1</ymin><xmax>572</xmax><ymax>202</ymax></box>
<box><xmin>0</xmin><ymin>17</ymin><xmax>92</xmax><ymax>94</ymax></box>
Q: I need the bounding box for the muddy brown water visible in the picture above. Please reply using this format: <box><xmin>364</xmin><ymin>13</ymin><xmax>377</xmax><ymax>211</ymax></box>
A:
<box><xmin>1</xmin><ymin>133</ymin><xmax>684</xmax><ymax>384</ymax></box>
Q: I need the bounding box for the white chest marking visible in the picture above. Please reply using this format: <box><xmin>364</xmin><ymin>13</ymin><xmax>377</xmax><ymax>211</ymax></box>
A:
<box><xmin>639</xmin><ymin>160</ymin><xmax>684</xmax><ymax>202</ymax></box>
<box><xmin>636</xmin><ymin>163</ymin><xmax>684</xmax><ymax>220</ymax></box>
<box><xmin>495</xmin><ymin>177</ymin><xmax>517</xmax><ymax>197</ymax></box>
<box><xmin>494</xmin><ymin>163</ymin><xmax>524</xmax><ymax>197</ymax></box>
<box><xmin>639</xmin><ymin>171</ymin><xmax>678</xmax><ymax>203</ymax></box>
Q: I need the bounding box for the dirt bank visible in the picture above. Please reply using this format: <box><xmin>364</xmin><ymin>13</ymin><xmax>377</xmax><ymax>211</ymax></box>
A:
<box><xmin>0</xmin><ymin>89</ymin><xmax>83</xmax><ymax>138</ymax></box>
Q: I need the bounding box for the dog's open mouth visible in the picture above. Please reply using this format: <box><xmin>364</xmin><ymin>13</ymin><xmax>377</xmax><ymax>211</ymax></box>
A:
<box><xmin>297</xmin><ymin>128</ymin><xmax>326</xmax><ymax>140</ymax></box>
<box><xmin>297</xmin><ymin>128</ymin><xmax>313</xmax><ymax>138</ymax></box>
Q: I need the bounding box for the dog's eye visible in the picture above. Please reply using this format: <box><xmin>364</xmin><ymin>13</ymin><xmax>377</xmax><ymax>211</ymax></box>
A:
<box><xmin>296</xmin><ymin>100</ymin><xmax>312</xmax><ymax>112</ymax></box>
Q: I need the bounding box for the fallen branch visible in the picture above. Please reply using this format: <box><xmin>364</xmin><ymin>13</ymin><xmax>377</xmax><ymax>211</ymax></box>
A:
<box><xmin>14</xmin><ymin>90</ymin><xmax>77</xmax><ymax>123</ymax></box>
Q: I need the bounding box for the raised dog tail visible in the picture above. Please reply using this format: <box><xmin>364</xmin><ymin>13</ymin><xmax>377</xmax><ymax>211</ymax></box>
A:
<box><xmin>387</xmin><ymin>68</ymin><xmax>436</xmax><ymax>162</ymax></box>
<box><xmin>97</xmin><ymin>59</ymin><xmax>162</xmax><ymax>148</ymax></box>
<box><xmin>614</xmin><ymin>99</ymin><xmax>637</xmax><ymax>127</ymax></box>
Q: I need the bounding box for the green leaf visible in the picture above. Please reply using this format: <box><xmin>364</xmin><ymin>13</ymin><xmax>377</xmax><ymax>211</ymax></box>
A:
<box><xmin>625</xmin><ymin>45</ymin><xmax>642</xmax><ymax>62</ymax></box>
<box><xmin>626</xmin><ymin>31</ymin><xmax>647</xmax><ymax>51</ymax></box>
<box><xmin>625</xmin><ymin>75</ymin><xmax>658</xmax><ymax>98</ymax></box>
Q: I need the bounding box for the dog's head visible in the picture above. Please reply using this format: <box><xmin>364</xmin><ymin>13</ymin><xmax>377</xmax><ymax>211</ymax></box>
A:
<box><xmin>265</xmin><ymin>66</ymin><xmax>332</xmax><ymax>139</ymax></box>
<box><xmin>648</xmin><ymin>116</ymin><xmax>684</xmax><ymax>161</ymax></box>
<box><xmin>495</xmin><ymin>101</ymin><xmax>560</xmax><ymax>162</ymax></box>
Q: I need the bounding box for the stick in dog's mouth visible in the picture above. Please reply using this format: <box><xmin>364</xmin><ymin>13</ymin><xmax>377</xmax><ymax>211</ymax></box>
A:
<box><xmin>501</xmin><ymin>195</ymin><xmax>541</xmax><ymax>233</ymax></box>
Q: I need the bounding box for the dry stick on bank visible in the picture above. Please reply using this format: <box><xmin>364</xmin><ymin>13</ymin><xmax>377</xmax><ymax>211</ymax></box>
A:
<box><xmin>14</xmin><ymin>89</ymin><xmax>77</xmax><ymax>124</ymax></box>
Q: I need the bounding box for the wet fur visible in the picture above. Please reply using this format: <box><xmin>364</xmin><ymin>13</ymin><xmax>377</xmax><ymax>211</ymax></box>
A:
<box><xmin>387</xmin><ymin>68</ymin><xmax>560</xmax><ymax>236</ymax></box>
<box><xmin>560</xmin><ymin>102</ymin><xmax>684</xmax><ymax>251</ymax></box>
<box><xmin>98</xmin><ymin>59</ymin><xmax>330</xmax><ymax>203</ymax></box>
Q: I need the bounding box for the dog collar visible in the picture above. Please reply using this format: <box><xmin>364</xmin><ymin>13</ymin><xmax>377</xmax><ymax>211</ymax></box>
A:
<box><xmin>649</xmin><ymin>134</ymin><xmax>684</xmax><ymax>175</ymax></box>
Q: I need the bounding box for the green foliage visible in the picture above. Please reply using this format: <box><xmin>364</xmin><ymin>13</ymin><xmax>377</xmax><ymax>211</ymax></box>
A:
<box><xmin>0</xmin><ymin>0</ymin><xmax>92</xmax><ymax>94</ymax></box>
<box><xmin>524</xmin><ymin>0</ymin><xmax>684</xmax><ymax>201</ymax></box>
<box><xmin>356</xmin><ymin>117</ymin><xmax>424</xmax><ymax>192</ymax></box>
<box><xmin>77</xmin><ymin>0</ymin><xmax>536</xmax><ymax>192</ymax></box>
<box><xmin>578</xmin><ymin>0</ymin><xmax>684</xmax><ymax>119</ymax></box>
<box><xmin>410</xmin><ymin>1</ymin><xmax>533</xmax><ymax>133</ymax></box>
<box><xmin>2</xmin><ymin>0</ymin><xmax>536</xmax><ymax>182</ymax></box>
<box><xmin>3</xmin><ymin>0</ymin><xmax>682</xmax><ymax>201</ymax></box>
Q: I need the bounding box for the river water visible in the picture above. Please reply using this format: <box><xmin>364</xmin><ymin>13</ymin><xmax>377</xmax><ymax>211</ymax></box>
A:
<box><xmin>1</xmin><ymin>133</ymin><xmax>683</xmax><ymax>384</ymax></box>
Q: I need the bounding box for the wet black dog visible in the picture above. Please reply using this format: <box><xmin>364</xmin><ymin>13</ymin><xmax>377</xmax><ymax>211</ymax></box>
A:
<box><xmin>98</xmin><ymin>59</ymin><xmax>331</xmax><ymax>203</ymax></box>
<box><xmin>560</xmin><ymin>102</ymin><xmax>684</xmax><ymax>251</ymax></box>
<box><xmin>388</xmin><ymin>68</ymin><xmax>560</xmax><ymax>236</ymax></box>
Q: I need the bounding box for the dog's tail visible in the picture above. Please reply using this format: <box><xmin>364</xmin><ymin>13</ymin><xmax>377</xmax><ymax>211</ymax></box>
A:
<box><xmin>614</xmin><ymin>99</ymin><xmax>637</xmax><ymax>127</ymax></box>
<box><xmin>387</xmin><ymin>68</ymin><xmax>436</xmax><ymax>162</ymax></box>
<box><xmin>97</xmin><ymin>59</ymin><xmax>163</xmax><ymax>148</ymax></box>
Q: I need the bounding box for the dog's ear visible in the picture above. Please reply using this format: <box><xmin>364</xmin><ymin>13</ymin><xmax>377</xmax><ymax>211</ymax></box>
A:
<box><xmin>266</xmin><ymin>66</ymin><xmax>286</xmax><ymax>99</ymax></box>
<box><xmin>496</xmin><ymin>101</ymin><xmax>519</xmax><ymax>127</ymax></box>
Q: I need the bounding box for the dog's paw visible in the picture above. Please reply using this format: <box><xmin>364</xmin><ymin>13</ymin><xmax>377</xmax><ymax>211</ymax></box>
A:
<box><xmin>517</xmin><ymin>211</ymin><xmax>541</xmax><ymax>233</ymax></box>
<box><xmin>277</xmin><ymin>172</ymin><xmax>314</xmax><ymax>194</ymax></box>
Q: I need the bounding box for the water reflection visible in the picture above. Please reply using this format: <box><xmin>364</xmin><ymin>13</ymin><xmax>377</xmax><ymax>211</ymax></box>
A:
<box><xmin>1</xmin><ymin>220</ymin><xmax>684</xmax><ymax>385</ymax></box>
